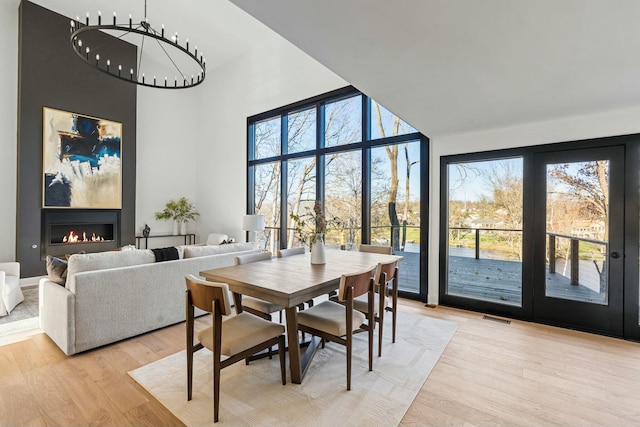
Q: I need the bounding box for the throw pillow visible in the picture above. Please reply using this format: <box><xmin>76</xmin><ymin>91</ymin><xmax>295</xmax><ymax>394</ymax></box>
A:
<box><xmin>46</xmin><ymin>255</ymin><xmax>68</xmax><ymax>286</ymax></box>
<box><xmin>151</xmin><ymin>247</ymin><xmax>180</xmax><ymax>262</ymax></box>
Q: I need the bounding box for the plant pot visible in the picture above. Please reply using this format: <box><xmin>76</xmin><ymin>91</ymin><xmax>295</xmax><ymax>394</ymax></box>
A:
<box><xmin>172</xmin><ymin>220</ymin><xmax>179</xmax><ymax>235</ymax></box>
<box><xmin>310</xmin><ymin>233</ymin><xmax>326</xmax><ymax>265</ymax></box>
<box><xmin>180</xmin><ymin>221</ymin><xmax>187</xmax><ymax>235</ymax></box>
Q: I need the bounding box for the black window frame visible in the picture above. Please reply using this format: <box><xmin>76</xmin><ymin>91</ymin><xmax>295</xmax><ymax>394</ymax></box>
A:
<box><xmin>246</xmin><ymin>86</ymin><xmax>429</xmax><ymax>301</ymax></box>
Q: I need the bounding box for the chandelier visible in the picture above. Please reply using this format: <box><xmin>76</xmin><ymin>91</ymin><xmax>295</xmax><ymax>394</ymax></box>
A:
<box><xmin>69</xmin><ymin>1</ymin><xmax>206</xmax><ymax>89</ymax></box>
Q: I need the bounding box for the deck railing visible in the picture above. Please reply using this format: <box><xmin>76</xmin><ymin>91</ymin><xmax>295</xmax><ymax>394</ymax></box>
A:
<box><xmin>449</xmin><ymin>227</ymin><xmax>522</xmax><ymax>260</ymax></box>
<box><xmin>448</xmin><ymin>227</ymin><xmax>607</xmax><ymax>286</ymax></box>
<box><xmin>547</xmin><ymin>232</ymin><xmax>607</xmax><ymax>286</ymax></box>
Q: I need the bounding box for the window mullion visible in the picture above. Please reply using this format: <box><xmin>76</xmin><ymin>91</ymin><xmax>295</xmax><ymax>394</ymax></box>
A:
<box><xmin>362</xmin><ymin>95</ymin><xmax>371</xmax><ymax>244</ymax></box>
<box><xmin>317</xmin><ymin>100</ymin><xmax>325</xmax><ymax>206</ymax></box>
<box><xmin>280</xmin><ymin>114</ymin><xmax>288</xmax><ymax>250</ymax></box>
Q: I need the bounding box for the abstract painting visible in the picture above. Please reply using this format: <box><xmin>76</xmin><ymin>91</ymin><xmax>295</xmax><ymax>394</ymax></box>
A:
<box><xmin>42</xmin><ymin>108</ymin><xmax>122</xmax><ymax>208</ymax></box>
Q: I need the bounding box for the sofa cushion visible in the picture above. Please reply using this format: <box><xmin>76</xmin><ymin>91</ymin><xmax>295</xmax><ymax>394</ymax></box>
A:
<box><xmin>46</xmin><ymin>255</ymin><xmax>68</xmax><ymax>286</ymax></box>
<box><xmin>67</xmin><ymin>249</ymin><xmax>155</xmax><ymax>278</ymax></box>
<box><xmin>182</xmin><ymin>242</ymin><xmax>255</xmax><ymax>258</ymax></box>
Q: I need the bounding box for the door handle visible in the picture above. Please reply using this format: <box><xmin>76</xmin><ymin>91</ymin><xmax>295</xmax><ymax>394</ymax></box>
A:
<box><xmin>610</xmin><ymin>252</ymin><xmax>620</xmax><ymax>259</ymax></box>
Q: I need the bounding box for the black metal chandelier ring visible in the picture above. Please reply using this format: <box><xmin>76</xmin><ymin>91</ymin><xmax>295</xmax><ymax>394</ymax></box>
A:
<box><xmin>70</xmin><ymin>16</ymin><xmax>206</xmax><ymax>89</ymax></box>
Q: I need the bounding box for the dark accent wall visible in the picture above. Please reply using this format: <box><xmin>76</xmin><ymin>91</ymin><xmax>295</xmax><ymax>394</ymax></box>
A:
<box><xmin>17</xmin><ymin>1</ymin><xmax>137</xmax><ymax>277</ymax></box>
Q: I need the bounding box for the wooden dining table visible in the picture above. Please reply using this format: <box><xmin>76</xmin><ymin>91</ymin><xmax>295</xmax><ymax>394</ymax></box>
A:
<box><xmin>200</xmin><ymin>249</ymin><xmax>402</xmax><ymax>384</ymax></box>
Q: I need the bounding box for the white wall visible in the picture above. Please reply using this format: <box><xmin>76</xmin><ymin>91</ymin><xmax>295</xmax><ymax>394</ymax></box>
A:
<box><xmin>0</xmin><ymin>1</ymin><xmax>19</xmax><ymax>262</ymax></box>
<box><xmin>135</xmin><ymin>87</ymin><xmax>200</xmax><ymax>238</ymax></box>
<box><xmin>194</xmin><ymin>35</ymin><xmax>346</xmax><ymax>243</ymax></box>
<box><xmin>427</xmin><ymin>105</ymin><xmax>640</xmax><ymax>304</ymax></box>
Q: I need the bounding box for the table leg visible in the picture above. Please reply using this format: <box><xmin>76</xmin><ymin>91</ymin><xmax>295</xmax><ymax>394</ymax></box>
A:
<box><xmin>233</xmin><ymin>293</ymin><xmax>243</xmax><ymax>314</ymax></box>
<box><xmin>285</xmin><ymin>307</ymin><xmax>302</xmax><ymax>384</ymax></box>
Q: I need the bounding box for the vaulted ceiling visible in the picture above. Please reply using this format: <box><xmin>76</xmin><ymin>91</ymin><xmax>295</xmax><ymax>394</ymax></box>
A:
<box><xmin>25</xmin><ymin>0</ymin><xmax>640</xmax><ymax>138</ymax></box>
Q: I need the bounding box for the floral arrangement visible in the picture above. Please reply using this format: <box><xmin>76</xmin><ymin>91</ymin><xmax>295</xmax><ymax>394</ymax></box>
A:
<box><xmin>154</xmin><ymin>197</ymin><xmax>200</xmax><ymax>223</ymax></box>
<box><xmin>290</xmin><ymin>200</ymin><xmax>341</xmax><ymax>245</ymax></box>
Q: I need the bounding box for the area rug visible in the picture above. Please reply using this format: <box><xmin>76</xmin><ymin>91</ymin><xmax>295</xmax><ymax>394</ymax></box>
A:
<box><xmin>0</xmin><ymin>286</ymin><xmax>38</xmax><ymax>326</ymax></box>
<box><xmin>129</xmin><ymin>311</ymin><xmax>458</xmax><ymax>427</ymax></box>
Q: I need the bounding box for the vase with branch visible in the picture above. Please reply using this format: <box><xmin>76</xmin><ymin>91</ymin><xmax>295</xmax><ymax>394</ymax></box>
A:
<box><xmin>290</xmin><ymin>200</ymin><xmax>340</xmax><ymax>264</ymax></box>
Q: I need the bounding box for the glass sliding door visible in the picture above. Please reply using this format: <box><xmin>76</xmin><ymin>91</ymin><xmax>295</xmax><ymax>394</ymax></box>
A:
<box><xmin>445</xmin><ymin>157</ymin><xmax>524</xmax><ymax>306</ymax></box>
<box><xmin>533</xmin><ymin>147</ymin><xmax>624</xmax><ymax>336</ymax></box>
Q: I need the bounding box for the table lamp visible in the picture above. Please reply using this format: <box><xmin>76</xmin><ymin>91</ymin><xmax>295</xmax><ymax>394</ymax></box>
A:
<box><xmin>242</xmin><ymin>214</ymin><xmax>265</xmax><ymax>249</ymax></box>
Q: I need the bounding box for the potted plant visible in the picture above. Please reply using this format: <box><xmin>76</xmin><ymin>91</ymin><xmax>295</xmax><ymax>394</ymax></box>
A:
<box><xmin>155</xmin><ymin>197</ymin><xmax>200</xmax><ymax>235</ymax></box>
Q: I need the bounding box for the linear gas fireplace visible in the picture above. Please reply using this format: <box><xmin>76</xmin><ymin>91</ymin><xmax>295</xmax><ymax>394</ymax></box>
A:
<box><xmin>41</xmin><ymin>210</ymin><xmax>120</xmax><ymax>259</ymax></box>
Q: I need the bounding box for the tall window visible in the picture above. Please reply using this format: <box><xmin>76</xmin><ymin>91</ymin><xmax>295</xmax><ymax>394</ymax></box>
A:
<box><xmin>247</xmin><ymin>87</ymin><xmax>427</xmax><ymax>297</ymax></box>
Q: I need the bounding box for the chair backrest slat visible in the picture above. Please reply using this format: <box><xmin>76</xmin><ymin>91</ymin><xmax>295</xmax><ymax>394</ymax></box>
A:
<box><xmin>375</xmin><ymin>259</ymin><xmax>399</xmax><ymax>285</ymax></box>
<box><xmin>234</xmin><ymin>251</ymin><xmax>272</xmax><ymax>265</ymax></box>
<box><xmin>185</xmin><ymin>274</ymin><xmax>232</xmax><ymax>316</ymax></box>
<box><xmin>276</xmin><ymin>247</ymin><xmax>305</xmax><ymax>258</ymax></box>
<box><xmin>359</xmin><ymin>244</ymin><xmax>393</xmax><ymax>255</ymax></box>
<box><xmin>338</xmin><ymin>267</ymin><xmax>376</xmax><ymax>301</ymax></box>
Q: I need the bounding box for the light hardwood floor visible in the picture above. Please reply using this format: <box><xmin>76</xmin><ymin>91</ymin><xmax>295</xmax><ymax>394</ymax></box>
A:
<box><xmin>1</xmin><ymin>301</ymin><xmax>639</xmax><ymax>426</ymax></box>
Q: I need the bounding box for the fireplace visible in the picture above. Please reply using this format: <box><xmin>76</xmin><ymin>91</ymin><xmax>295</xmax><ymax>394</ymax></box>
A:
<box><xmin>41</xmin><ymin>210</ymin><xmax>120</xmax><ymax>259</ymax></box>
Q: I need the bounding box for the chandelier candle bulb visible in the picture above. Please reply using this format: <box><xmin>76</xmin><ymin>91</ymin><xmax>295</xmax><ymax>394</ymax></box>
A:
<box><xmin>154</xmin><ymin>75</ymin><xmax>156</xmax><ymax>85</ymax></box>
<box><xmin>142</xmin><ymin>73</ymin><xmax>145</xmax><ymax>84</ymax></box>
<box><xmin>113</xmin><ymin>12</ymin><xmax>116</xmax><ymax>26</ymax></box>
<box><xmin>161</xmin><ymin>25</ymin><xmax>164</xmax><ymax>37</ymax></box>
<box><xmin>118</xmin><ymin>64</ymin><xmax>122</xmax><ymax>76</ymax></box>
<box><xmin>95</xmin><ymin>54</ymin><xmax>99</xmax><ymax>65</ymax></box>
<box><xmin>186</xmin><ymin>39</ymin><xmax>189</xmax><ymax>50</ymax></box>
<box><xmin>98</xmin><ymin>11</ymin><xmax>101</xmax><ymax>25</ymax></box>
<box><xmin>194</xmin><ymin>46</ymin><xmax>197</xmax><ymax>56</ymax></box>
<box><xmin>106</xmin><ymin>59</ymin><xmax>110</xmax><ymax>71</ymax></box>
<box><xmin>129</xmin><ymin>14</ymin><xmax>132</xmax><ymax>28</ymax></box>
<box><xmin>130</xmin><ymin>69</ymin><xmax>134</xmax><ymax>80</ymax></box>
<box><xmin>86</xmin><ymin>12</ymin><xmax>89</xmax><ymax>25</ymax></box>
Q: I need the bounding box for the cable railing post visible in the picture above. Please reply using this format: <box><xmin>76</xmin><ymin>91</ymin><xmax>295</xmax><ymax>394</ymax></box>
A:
<box><xmin>549</xmin><ymin>234</ymin><xmax>556</xmax><ymax>274</ymax></box>
<box><xmin>570</xmin><ymin>238</ymin><xmax>579</xmax><ymax>285</ymax></box>
<box><xmin>475</xmin><ymin>228</ymin><xmax>480</xmax><ymax>259</ymax></box>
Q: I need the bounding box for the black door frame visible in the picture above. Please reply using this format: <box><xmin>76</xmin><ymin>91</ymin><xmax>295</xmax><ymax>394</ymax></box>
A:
<box><xmin>439</xmin><ymin>134</ymin><xmax>640</xmax><ymax>341</ymax></box>
<box><xmin>532</xmin><ymin>146</ymin><xmax>625</xmax><ymax>337</ymax></box>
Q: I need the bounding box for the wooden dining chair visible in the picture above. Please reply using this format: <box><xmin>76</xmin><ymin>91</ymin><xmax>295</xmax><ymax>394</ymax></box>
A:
<box><xmin>357</xmin><ymin>244</ymin><xmax>398</xmax><ymax>356</ymax></box>
<box><xmin>275</xmin><ymin>246</ymin><xmax>305</xmax><ymax>258</ymax></box>
<box><xmin>185</xmin><ymin>274</ymin><xmax>286</xmax><ymax>423</ymax></box>
<box><xmin>296</xmin><ymin>266</ymin><xmax>376</xmax><ymax>390</ymax></box>
<box><xmin>234</xmin><ymin>252</ymin><xmax>285</xmax><ymax>322</ymax></box>
<box><xmin>358</xmin><ymin>244</ymin><xmax>393</xmax><ymax>254</ymax></box>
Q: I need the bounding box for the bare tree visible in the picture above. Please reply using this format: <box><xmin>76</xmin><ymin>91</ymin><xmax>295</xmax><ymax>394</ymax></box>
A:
<box><xmin>372</xmin><ymin>100</ymin><xmax>401</xmax><ymax>249</ymax></box>
<box><xmin>549</xmin><ymin>161</ymin><xmax>608</xmax><ymax>240</ymax></box>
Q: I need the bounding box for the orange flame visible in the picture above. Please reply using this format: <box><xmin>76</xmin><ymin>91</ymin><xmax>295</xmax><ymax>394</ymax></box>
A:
<box><xmin>62</xmin><ymin>230</ymin><xmax>105</xmax><ymax>243</ymax></box>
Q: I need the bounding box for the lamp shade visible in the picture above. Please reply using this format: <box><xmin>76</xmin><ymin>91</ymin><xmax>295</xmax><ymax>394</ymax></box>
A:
<box><xmin>242</xmin><ymin>214</ymin><xmax>265</xmax><ymax>232</ymax></box>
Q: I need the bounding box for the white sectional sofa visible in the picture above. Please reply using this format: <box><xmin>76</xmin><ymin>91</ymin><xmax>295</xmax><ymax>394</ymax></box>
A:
<box><xmin>39</xmin><ymin>242</ymin><xmax>257</xmax><ymax>355</ymax></box>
